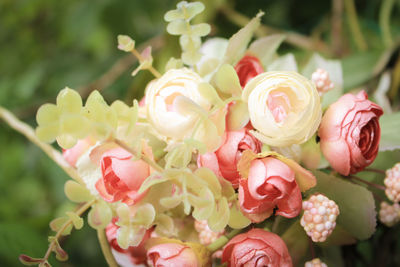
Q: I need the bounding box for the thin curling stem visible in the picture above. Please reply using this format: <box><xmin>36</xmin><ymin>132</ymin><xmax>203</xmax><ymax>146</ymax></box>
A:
<box><xmin>97</xmin><ymin>229</ymin><xmax>118</xmax><ymax>267</ymax></box>
<box><xmin>365</xmin><ymin>168</ymin><xmax>386</xmax><ymax>175</ymax></box>
<box><xmin>131</xmin><ymin>49</ymin><xmax>161</xmax><ymax>78</ymax></box>
<box><xmin>115</xmin><ymin>139</ymin><xmax>164</xmax><ymax>172</ymax></box>
<box><xmin>379</xmin><ymin>0</ymin><xmax>395</xmax><ymax>47</ymax></box>
<box><xmin>0</xmin><ymin>106</ymin><xmax>83</xmax><ymax>184</ymax></box>
<box><xmin>344</xmin><ymin>0</ymin><xmax>367</xmax><ymax>51</ymax></box>
<box><xmin>43</xmin><ymin>200</ymin><xmax>96</xmax><ymax>263</ymax></box>
<box><xmin>207</xmin><ymin>229</ymin><xmax>242</xmax><ymax>253</ymax></box>
<box><xmin>349</xmin><ymin>175</ymin><xmax>386</xmax><ymax>191</ymax></box>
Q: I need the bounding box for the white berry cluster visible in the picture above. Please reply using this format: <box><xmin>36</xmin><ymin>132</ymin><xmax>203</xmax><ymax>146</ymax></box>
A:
<box><xmin>301</xmin><ymin>194</ymin><xmax>340</xmax><ymax>242</ymax></box>
<box><xmin>379</xmin><ymin>201</ymin><xmax>400</xmax><ymax>227</ymax></box>
<box><xmin>311</xmin><ymin>68</ymin><xmax>334</xmax><ymax>95</ymax></box>
<box><xmin>194</xmin><ymin>220</ymin><xmax>224</xmax><ymax>246</ymax></box>
<box><xmin>384</xmin><ymin>163</ymin><xmax>400</xmax><ymax>203</ymax></box>
<box><xmin>305</xmin><ymin>258</ymin><xmax>328</xmax><ymax>267</ymax></box>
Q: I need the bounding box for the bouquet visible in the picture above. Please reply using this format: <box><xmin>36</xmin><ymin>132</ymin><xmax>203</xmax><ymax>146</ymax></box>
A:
<box><xmin>1</xmin><ymin>1</ymin><xmax>398</xmax><ymax>266</ymax></box>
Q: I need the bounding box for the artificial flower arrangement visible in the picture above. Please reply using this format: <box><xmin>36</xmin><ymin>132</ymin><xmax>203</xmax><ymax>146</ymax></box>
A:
<box><xmin>10</xmin><ymin>1</ymin><xmax>400</xmax><ymax>266</ymax></box>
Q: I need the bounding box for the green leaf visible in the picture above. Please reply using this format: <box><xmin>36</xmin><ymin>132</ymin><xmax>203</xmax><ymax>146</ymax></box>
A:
<box><xmin>342</xmin><ymin>51</ymin><xmax>382</xmax><ymax>90</ymax></box>
<box><xmin>222</xmin><ymin>12</ymin><xmax>263</xmax><ymax>64</ymax></box>
<box><xmin>64</xmin><ymin>180</ymin><xmax>93</xmax><ymax>203</ymax></box>
<box><xmin>248</xmin><ymin>34</ymin><xmax>286</xmax><ymax>67</ymax></box>
<box><xmin>214</xmin><ymin>64</ymin><xmax>242</xmax><ymax>96</ymax></box>
<box><xmin>281</xmin><ymin>220</ymin><xmax>309</xmax><ymax>265</ymax></box>
<box><xmin>88</xmin><ymin>201</ymin><xmax>112</xmax><ymax>230</ymax></box>
<box><xmin>49</xmin><ymin>217</ymin><xmax>73</xmax><ymax>236</ymax></box>
<box><xmin>307</xmin><ymin>171</ymin><xmax>376</xmax><ymax>240</ymax></box>
<box><xmin>379</xmin><ymin>112</ymin><xmax>400</xmax><ymax>151</ymax></box>
<box><xmin>207</xmin><ymin>197</ymin><xmax>229</xmax><ymax>232</ymax></box>
<box><xmin>226</xmin><ymin>100</ymin><xmax>249</xmax><ymax>131</ymax></box>
<box><xmin>267</xmin><ymin>53</ymin><xmax>298</xmax><ymax>72</ymax></box>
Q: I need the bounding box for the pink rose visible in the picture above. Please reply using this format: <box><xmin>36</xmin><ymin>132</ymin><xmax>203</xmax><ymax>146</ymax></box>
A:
<box><xmin>147</xmin><ymin>243</ymin><xmax>199</xmax><ymax>267</ymax></box>
<box><xmin>106</xmin><ymin>218</ymin><xmax>152</xmax><ymax>265</ymax></box>
<box><xmin>222</xmin><ymin>228</ymin><xmax>293</xmax><ymax>267</ymax></box>
<box><xmin>319</xmin><ymin>91</ymin><xmax>383</xmax><ymax>175</ymax></box>
<box><xmin>62</xmin><ymin>137</ymin><xmax>95</xmax><ymax>167</ymax></box>
<box><xmin>235</xmin><ymin>54</ymin><xmax>264</xmax><ymax>87</ymax></box>
<box><xmin>239</xmin><ymin>157</ymin><xmax>302</xmax><ymax>223</ymax></box>
<box><xmin>198</xmin><ymin>129</ymin><xmax>261</xmax><ymax>188</ymax></box>
<box><xmin>95</xmin><ymin>146</ymin><xmax>150</xmax><ymax>205</ymax></box>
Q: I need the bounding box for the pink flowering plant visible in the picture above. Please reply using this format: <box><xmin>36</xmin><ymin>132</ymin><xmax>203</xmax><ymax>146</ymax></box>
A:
<box><xmin>1</xmin><ymin>1</ymin><xmax>399</xmax><ymax>267</ymax></box>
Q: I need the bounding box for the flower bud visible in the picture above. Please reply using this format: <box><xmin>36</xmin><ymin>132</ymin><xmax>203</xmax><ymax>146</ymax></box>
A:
<box><xmin>300</xmin><ymin>194</ymin><xmax>339</xmax><ymax>242</ymax></box>
<box><xmin>311</xmin><ymin>68</ymin><xmax>334</xmax><ymax>95</ymax></box>
<box><xmin>379</xmin><ymin>201</ymin><xmax>400</xmax><ymax>227</ymax></box>
<box><xmin>384</xmin><ymin>163</ymin><xmax>400</xmax><ymax>203</ymax></box>
<box><xmin>305</xmin><ymin>258</ymin><xmax>328</xmax><ymax>267</ymax></box>
<box><xmin>194</xmin><ymin>220</ymin><xmax>224</xmax><ymax>246</ymax></box>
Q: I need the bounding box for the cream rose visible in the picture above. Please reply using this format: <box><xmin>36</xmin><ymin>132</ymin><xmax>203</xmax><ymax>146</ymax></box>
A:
<box><xmin>145</xmin><ymin>68</ymin><xmax>211</xmax><ymax>139</ymax></box>
<box><xmin>242</xmin><ymin>71</ymin><xmax>321</xmax><ymax>147</ymax></box>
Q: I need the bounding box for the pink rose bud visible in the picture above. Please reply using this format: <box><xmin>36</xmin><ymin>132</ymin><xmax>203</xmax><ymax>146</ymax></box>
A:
<box><xmin>62</xmin><ymin>137</ymin><xmax>95</xmax><ymax>167</ymax></box>
<box><xmin>198</xmin><ymin>129</ymin><xmax>261</xmax><ymax>188</ymax></box>
<box><xmin>319</xmin><ymin>91</ymin><xmax>383</xmax><ymax>176</ymax></box>
<box><xmin>235</xmin><ymin>54</ymin><xmax>264</xmax><ymax>87</ymax></box>
<box><xmin>238</xmin><ymin>157</ymin><xmax>302</xmax><ymax>223</ymax></box>
<box><xmin>106</xmin><ymin>218</ymin><xmax>152</xmax><ymax>265</ymax></box>
<box><xmin>222</xmin><ymin>228</ymin><xmax>293</xmax><ymax>267</ymax></box>
<box><xmin>95</xmin><ymin>146</ymin><xmax>150</xmax><ymax>205</ymax></box>
<box><xmin>147</xmin><ymin>243</ymin><xmax>200</xmax><ymax>267</ymax></box>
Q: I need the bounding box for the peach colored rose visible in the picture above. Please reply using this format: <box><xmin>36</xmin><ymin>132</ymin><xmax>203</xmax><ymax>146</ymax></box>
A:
<box><xmin>239</xmin><ymin>157</ymin><xmax>302</xmax><ymax>223</ymax></box>
<box><xmin>319</xmin><ymin>90</ymin><xmax>383</xmax><ymax>175</ymax></box>
<box><xmin>95</xmin><ymin>146</ymin><xmax>150</xmax><ymax>205</ymax></box>
<box><xmin>147</xmin><ymin>243</ymin><xmax>199</xmax><ymax>267</ymax></box>
<box><xmin>235</xmin><ymin>54</ymin><xmax>264</xmax><ymax>87</ymax></box>
<box><xmin>62</xmin><ymin>137</ymin><xmax>95</xmax><ymax>167</ymax></box>
<box><xmin>198</xmin><ymin>129</ymin><xmax>261</xmax><ymax>188</ymax></box>
<box><xmin>106</xmin><ymin>218</ymin><xmax>152</xmax><ymax>266</ymax></box>
<box><xmin>222</xmin><ymin>228</ymin><xmax>293</xmax><ymax>267</ymax></box>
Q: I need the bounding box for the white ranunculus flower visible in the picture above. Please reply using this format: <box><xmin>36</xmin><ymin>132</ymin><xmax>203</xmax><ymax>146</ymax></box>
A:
<box><xmin>242</xmin><ymin>71</ymin><xmax>321</xmax><ymax>147</ymax></box>
<box><xmin>146</xmin><ymin>68</ymin><xmax>211</xmax><ymax>139</ymax></box>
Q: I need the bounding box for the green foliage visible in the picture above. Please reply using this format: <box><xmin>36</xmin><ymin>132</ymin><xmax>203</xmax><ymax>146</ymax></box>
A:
<box><xmin>379</xmin><ymin>112</ymin><xmax>400</xmax><ymax>151</ymax></box>
<box><xmin>307</xmin><ymin>171</ymin><xmax>376</xmax><ymax>240</ymax></box>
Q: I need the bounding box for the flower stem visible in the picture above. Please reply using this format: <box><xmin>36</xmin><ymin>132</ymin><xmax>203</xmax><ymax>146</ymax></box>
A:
<box><xmin>0</xmin><ymin>106</ymin><xmax>83</xmax><ymax>184</ymax></box>
<box><xmin>349</xmin><ymin>175</ymin><xmax>386</xmax><ymax>191</ymax></box>
<box><xmin>43</xmin><ymin>200</ymin><xmax>96</xmax><ymax>262</ymax></box>
<box><xmin>344</xmin><ymin>0</ymin><xmax>367</xmax><ymax>51</ymax></box>
<box><xmin>365</xmin><ymin>168</ymin><xmax>386</xmax><ymax>175</ymax></box>
<box><xmin>97</xmin><ymin>229</ymin><xmax>119</xmax><ymax>267</ymax></box>
<box><xmin>272</xmin><ymin>216</ymin><xmax>282</xmax><ymax>233</ymax></box>
<box><xmin>115</xmin><ymin>139</ymin><xmax>164</xmax><ymax>172</ymax></box>
<box><xmin>207</xmin><ymin>229</ymin><xmax>242</xmax><ymax>253</ymax></box>
<box><xmin>219</xmin><ymin>5</ymin><xmax>331</xmax><ymax>55</ymax></box>
<box><xmin>379</xmin><ymin>0</ymin><xmax>395</xmax><ymax>47</ymax></box>
<box><xmin>131</xmin><ymin>48</ymin><xmax>161</xmax><ymax>78</ymax></box>
<box><xmin>308</xmin><ymin>237</ymin><xmax>316</xmax><ymax>259</ymax></box>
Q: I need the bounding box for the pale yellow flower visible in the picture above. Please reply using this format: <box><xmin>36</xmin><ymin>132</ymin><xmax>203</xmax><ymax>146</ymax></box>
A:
<box><xmin>242</xmin><ymin>71</ymin><xmax>321</xmax><ymax>147</ymax></box>
<box><xmin>146</xmin><ymin>68</ymin><xmax>211</xmax><ymax>140</ymax></box>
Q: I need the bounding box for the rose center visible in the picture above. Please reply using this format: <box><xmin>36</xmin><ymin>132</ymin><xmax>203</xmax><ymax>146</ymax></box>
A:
<box><xmin>359</xmin><ymin>118</ymin><xmax>378</xmax><ymax>159</ymax></box>
<box><xmin>267</xmin><ymin>88</ymin><xmax>294</xmax><ymax>123</ymax></box>
<box><xmin>164</xmin><ymin>91</ymin><xmax>183</xmax><ymax>111</ymax></box>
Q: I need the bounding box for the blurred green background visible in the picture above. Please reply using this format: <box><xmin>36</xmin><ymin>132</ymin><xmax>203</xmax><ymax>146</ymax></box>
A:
<box><xmin>1</xmin><ymin>0</ymin><xmax>400</xmax><ymax>266</ymax></box>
